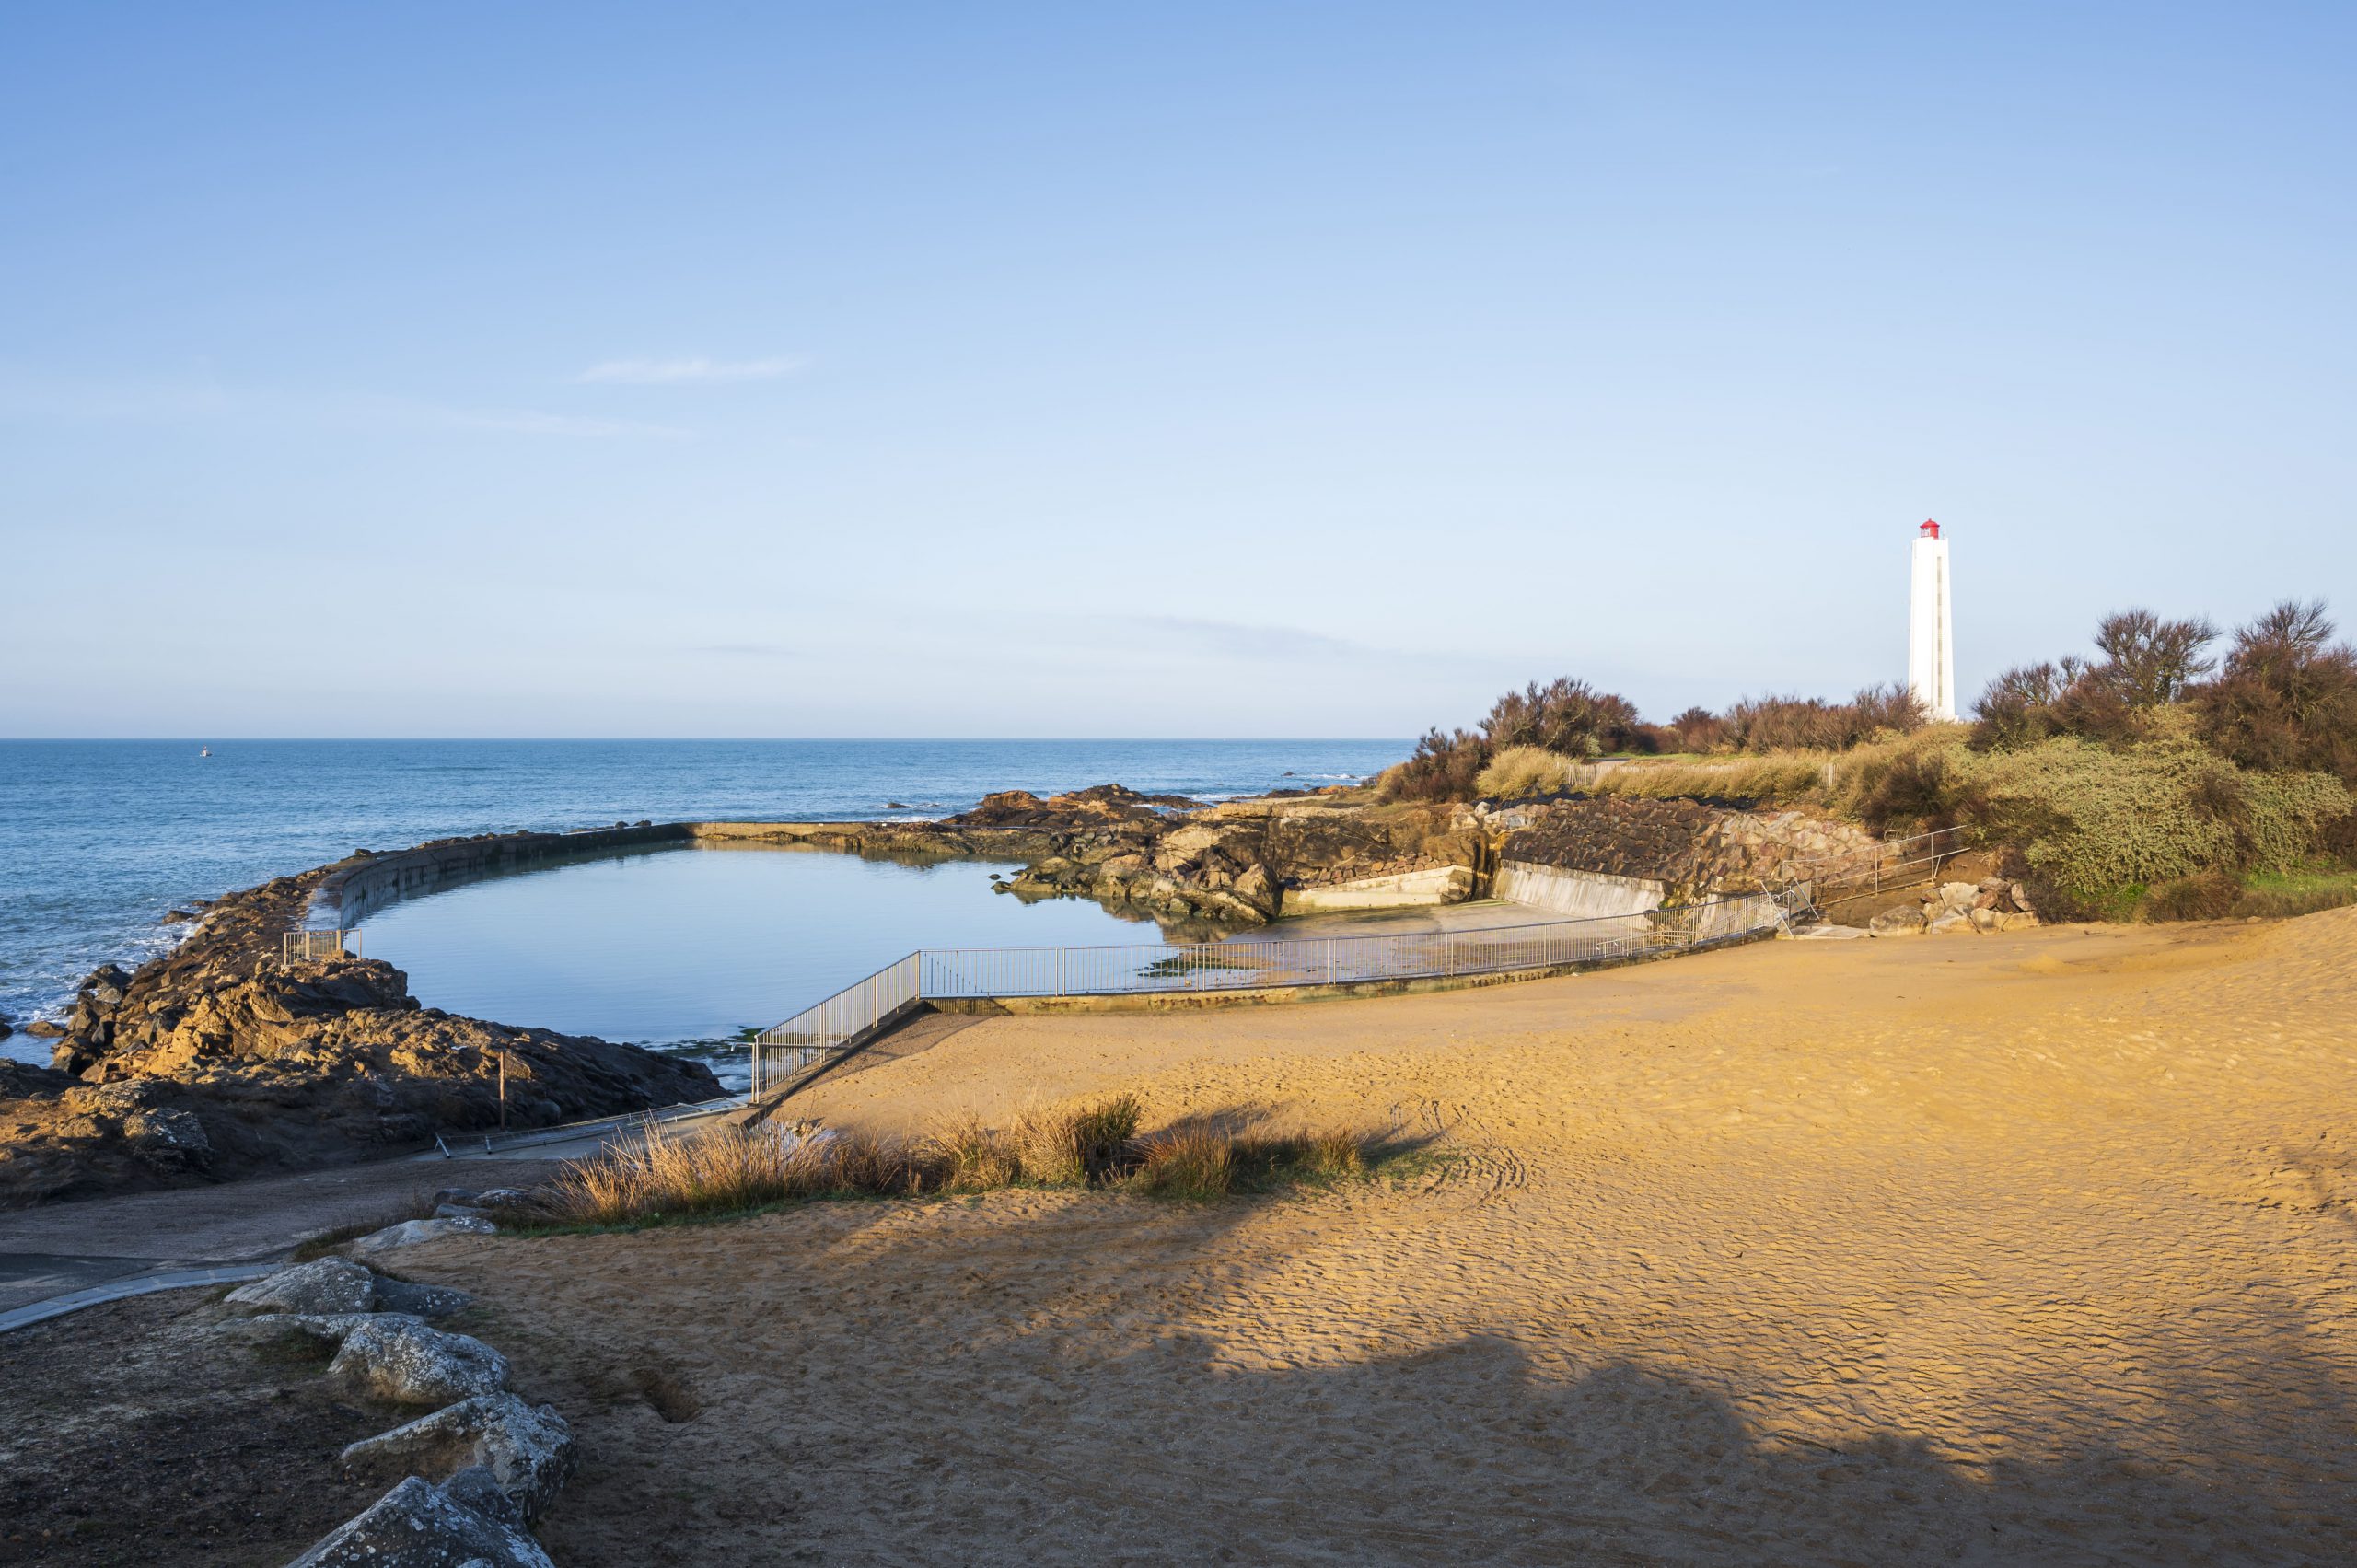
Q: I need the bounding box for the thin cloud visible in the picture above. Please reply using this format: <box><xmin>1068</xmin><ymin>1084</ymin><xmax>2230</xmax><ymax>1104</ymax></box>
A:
<box><xmin>575</xmin><ymin>354</ymin><xmax>809</xmax><ymax>386</ymax></box>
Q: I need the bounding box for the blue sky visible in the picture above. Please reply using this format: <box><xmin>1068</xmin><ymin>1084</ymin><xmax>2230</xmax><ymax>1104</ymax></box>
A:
<box><xmin>2</xmin><ymin>2</ymin><xmax>2349</xmax><ymax>738</ymax></box>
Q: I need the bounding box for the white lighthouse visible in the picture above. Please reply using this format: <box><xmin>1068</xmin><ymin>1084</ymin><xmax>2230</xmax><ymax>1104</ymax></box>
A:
<box><xmin>1907</xmin><ymin>519</ymin><xmax>1956</xmax><ymax>721</ymax></box>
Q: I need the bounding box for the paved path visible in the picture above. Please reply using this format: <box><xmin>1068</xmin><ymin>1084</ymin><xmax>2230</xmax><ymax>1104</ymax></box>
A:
<box><xmin>0</xmin><ymin>1261</ymin><xmax>278</xmax><ymax>1331</ymax></box>
<box><xmin>0</xmin><ymin>1154</ymin><xmax>561</xmax><ymax>1319</ymax></box>
<box><xmin>0</xmin><ymin>1097</ymin><xmax>753</xmax><ymax>1327</ymax></box>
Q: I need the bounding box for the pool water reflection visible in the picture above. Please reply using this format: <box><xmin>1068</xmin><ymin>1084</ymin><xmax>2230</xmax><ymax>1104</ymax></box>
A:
<box><xmin>353</xmin><ymin>844</ymin><xmax>1174</xmax><ymax>1089</ymax></box>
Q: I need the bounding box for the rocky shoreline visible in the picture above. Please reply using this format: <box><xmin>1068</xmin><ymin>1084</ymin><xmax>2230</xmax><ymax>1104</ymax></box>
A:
<box><xmin>0</xmin><ymin>853</ymin><xmax>722</xmax><ymax>1210</ymax></box>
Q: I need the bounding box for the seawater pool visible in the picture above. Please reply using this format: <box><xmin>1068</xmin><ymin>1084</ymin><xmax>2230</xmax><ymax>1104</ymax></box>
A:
<box><xmin>352</xmin><ymin>843</ymin><xmax>1180</xmax><ymax>1091</ymax></box>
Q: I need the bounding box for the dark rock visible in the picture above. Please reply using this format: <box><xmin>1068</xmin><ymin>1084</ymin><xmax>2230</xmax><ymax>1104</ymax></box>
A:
<box><xmin>162</xmin><ymin>909</ymin><xmax>199</xmax><ymax>923</ymax></box>
<box><xmin>946</xmin><ymin>783</ymin><xmax>1197</xmax><ymax>829</ymax></box>
<box><xmin>24</xmin><ymin>1018</ymin><xmax>66</xmax><ymax>1038</ymax></box>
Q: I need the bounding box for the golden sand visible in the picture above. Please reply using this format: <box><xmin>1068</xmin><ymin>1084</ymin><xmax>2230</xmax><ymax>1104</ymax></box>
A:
<box><xmin>403</xmin><ymin>913</ymin><xmax>2357</xmax><ymax>1564</ymax></box>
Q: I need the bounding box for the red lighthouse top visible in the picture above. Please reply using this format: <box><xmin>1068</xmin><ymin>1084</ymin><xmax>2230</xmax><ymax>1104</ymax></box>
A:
<box><xmin>1919</xmin><ymin>519</ymin><xmax>1941</xmax><ymax>540</ymax></box>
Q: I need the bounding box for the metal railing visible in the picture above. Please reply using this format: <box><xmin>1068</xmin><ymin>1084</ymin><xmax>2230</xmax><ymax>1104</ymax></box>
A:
<box><xmin>1782</xmin><ymin>825</ymin><xmax>1968</xmax><ymax>906</ymax></box>
<box><xmin>283</xmin><ymin>928</ymin><xmax>361</xmax><ymax>962</ymax></box>
<box><xmin>752</xmin><ymin>889</ymin><xmax>1800</xmax><ymax>1096</ymax></box>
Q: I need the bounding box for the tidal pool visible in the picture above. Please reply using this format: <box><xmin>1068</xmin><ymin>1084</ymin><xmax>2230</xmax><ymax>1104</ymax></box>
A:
<box><xmin>351</xmin><ymin>843</ymin><xmax>1174</xmax><ymax>1089</ymax></box>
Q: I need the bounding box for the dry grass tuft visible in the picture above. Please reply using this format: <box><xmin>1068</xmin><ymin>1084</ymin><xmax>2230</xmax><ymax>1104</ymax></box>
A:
<box><xmin>1130</xmin><ymin>1126</ymin><xmax>1236</xmax><ymax>1199</ymax></box>
<box><xmin>1015</xmin><ymin>1095</ymin><xmax>1143</xmax><ymax>1186</ymax></box>
<box><xmin>1476</xmin><ymin>745</ymin><xmax>1581</xmax><ymax>800</ymax></box>
<box><xmin>923</xmin><ymin>1116</ymin><xmax>1024</xmax><ymax>1192</ymax></box>
<box><xmin>539</xmin><ymin>1098</ymin><xmax>1387</xmax><ymax>1225</ymax></box>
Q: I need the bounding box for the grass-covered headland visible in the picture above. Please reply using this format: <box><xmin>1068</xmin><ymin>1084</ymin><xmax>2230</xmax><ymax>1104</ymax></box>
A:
<box><xmin>1380</xmin><ymin>599</ymin><xmax>2357</xmax><ymax>922</ymax></box>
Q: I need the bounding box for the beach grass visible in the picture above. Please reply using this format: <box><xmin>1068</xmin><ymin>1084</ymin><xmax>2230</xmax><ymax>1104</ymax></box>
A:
<box><xmin>536</xmin><ymin>1098</ymin><xmax>1387</xmax><ymax>1227</ymax></box>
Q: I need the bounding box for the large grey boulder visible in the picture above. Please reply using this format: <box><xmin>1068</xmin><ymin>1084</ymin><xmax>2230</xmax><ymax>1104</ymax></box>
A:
<box><xmin>350</xmin><ymin>1215</ymin><xmax>497</xmax><ymax>1258</ymax></box>
<box><xmin>343</xmin><ymin>1393</ymin><xmax>575</xmax><ymax>1522</ymax></box>
<box><xmin>284</xmin><ymin>1475</ymin><xmax>554</xmax><ymax>1567</ymax></box>
<box><xmin>225</xmin><ymin>1258</ymin><xmax>377</xmax><ymax>1317</ymax></box>
<box><xmin>371</xmin><ymin>1276</ymin><xmax>475</xmax><ymax>1319</ymax></box>
<box><xmin>331</xmin><ymin>1318</ymin><xmax>510</xmax><ymax>1406</ymax></box>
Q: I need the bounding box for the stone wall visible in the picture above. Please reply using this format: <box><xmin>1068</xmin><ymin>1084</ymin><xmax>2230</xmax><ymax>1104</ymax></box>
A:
<box><xmin>1487</xmin><ymin>796</ymin><xmax>1876</xmax><ymax>900</ymax></box>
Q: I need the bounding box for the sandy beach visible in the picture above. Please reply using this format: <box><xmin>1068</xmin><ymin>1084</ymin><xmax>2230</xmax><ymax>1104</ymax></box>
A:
<box><xmin>337</xmin><ymin>915</ymin><xmax>2357</xmax><ymax>1562</ymax></box>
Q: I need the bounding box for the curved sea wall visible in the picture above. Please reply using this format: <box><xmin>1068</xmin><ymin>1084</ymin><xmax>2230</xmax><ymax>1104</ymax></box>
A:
<box><xmin>322</xmin><ymin>823</ymin><xmax>695</xmax><ymax>926</ymax></box>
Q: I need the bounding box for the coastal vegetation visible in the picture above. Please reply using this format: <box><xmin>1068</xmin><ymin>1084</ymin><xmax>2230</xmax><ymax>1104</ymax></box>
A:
<box><xmin>1387</xmin><ymin>600</ymin><xmax>2357</xmax><ymax>922</ymax></box>
<box><xmin>538</xmin><ymin>1099</ymin><xmax>1381</xmax><ymax>1225</ymax></box>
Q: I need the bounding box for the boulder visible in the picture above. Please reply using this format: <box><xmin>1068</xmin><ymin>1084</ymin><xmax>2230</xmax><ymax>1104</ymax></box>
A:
<box><xmin>1867</xmin><ymin>905</ymin><xmax>1926</xmax><ymax>935</ymax></box>
<box><xmin>371</xmin><ymin>1276</ymin><xmax>475</xmax><ymax>1318</ymax></box>
<box><xmin>351</xmin><ymin>1216</ymin><xmax>497</xmax><ymax>1258</ymax></box>
<box><xmin>215</xmin><ymin>1311</ymin><xmax>416</xmax><ymax>1352</ymax></box>
<box><xmin>343</xmin><ymin>1393</ymin><xmax>575</xmax><ymax>1523</ymax></box>
<box><xmin>224</xmin><ymin>1258</ymin><xmax>377</xmax><ymax>1316</ymax></box>
<box><xmin>463</xmin><ymin>1188</ymin><xmax>546</xmax><ymax>1216</ymax></box>
<box><xmin>0</xmin><ymin>1013</ymin><xmax>11</xmax><ymax>1041</ymax></box>
<box><xmin>25</xmin><ymin>1018</ymin><xmax>66</xmax><ymax>1038</ymax></box>
<box><xmin>1969</xmin><ymin>907</ymin><xmax>2003</xmax><ymax>933</ymax></box>
<box><xmin>285</xmin><ymin>1475</ymin><xmax>555</xmax><ymax>1567</ymax></box>
<box><xmin>330</xmin><ymin>1318</ymin><xmax>510</xmax><ymax>1406</ymax></box>
<box><xmin>437</xmin><ymin>1464</ymin><xmax>524</xmax><ymax>1527</ymax></box>
<box><xmin>82</xmin><ymin>965</ymin><xmax>133</xmax><ymax>1009</ymax></box>
<box><xmin>1925</xmin><ymin>909</ymin><xmax>1974</xmax><ymax>935</ymax></box>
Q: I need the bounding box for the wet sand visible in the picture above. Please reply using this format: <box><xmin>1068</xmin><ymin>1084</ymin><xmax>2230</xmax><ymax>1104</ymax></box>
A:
<box><xmin>396</xmin><ymin>912</ymin><xmax>2357</xmax><ymax>1564</ymax></box>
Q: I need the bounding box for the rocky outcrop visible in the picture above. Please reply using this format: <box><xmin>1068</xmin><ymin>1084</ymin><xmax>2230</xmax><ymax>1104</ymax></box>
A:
<box><xmin>945</xmin><ymin>784</ymin><xmax>1198</xmax><ymax>829</ymax></box>
<box><xmin>991</xmin><ymin>797</ymin><xmax>1482</xmax><ymax>926</ymax></box>
<box><xmin>1</xmin><ymin>861</ymin><xmax>719</xmax><ymax>1208</ymax></box>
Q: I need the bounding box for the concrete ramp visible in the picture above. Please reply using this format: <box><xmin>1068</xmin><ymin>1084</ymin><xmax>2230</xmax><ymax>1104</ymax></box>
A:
<box><xmin>1492</xmin><ymin>861</ymin><xmax>1666</xmax><ymax>919</ymax></box>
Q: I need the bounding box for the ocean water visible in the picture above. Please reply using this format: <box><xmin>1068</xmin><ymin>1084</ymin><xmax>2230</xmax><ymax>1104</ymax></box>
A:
<box><xmin>0</xmin><ymin>738</ymin><xmax>1403</xmax><ymax>1069</ymax></box>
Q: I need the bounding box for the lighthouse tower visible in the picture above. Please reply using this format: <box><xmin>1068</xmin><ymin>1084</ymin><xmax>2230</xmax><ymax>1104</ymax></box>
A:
<box><xmin>1907</xmin><ymin>519</ymin><xmax>1956</xmax><ymax>721</ymax></box>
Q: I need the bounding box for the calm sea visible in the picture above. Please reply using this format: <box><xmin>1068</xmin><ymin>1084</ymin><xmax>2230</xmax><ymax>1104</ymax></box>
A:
<box><xmin>0</xmin><ymin>739</ymin><xmax>1403</xmax><ymax>1070</ymax></box>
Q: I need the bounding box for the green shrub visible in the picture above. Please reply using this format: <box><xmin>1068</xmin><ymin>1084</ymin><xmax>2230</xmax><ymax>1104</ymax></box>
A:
<box><xmin>1956</xmin><ymin>715</ymin><xmax>2350</xmax><ymax>903</ymax></box>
